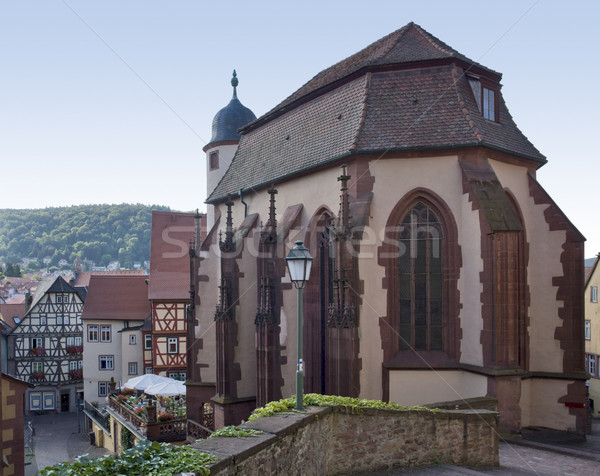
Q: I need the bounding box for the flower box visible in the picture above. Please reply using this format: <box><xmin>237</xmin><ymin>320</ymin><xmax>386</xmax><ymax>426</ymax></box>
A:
<box><xmin>66</xmin><ymin>345</ymin><xmax>83</xmax><ymax>355</ymax></box>
<box><xmin>31</xmin><ymin>371</ymin><xmax>45</xmax><ymax>380</ymax></box>
<box><xmin>31</xmin><ymin>347</ymin><xmax>46</xmax><ymax>356</ymax></box>
<box><xmin>69</xmin><ymin>369</ymin><xmax>83</xmax><ymax>379</ymax></box>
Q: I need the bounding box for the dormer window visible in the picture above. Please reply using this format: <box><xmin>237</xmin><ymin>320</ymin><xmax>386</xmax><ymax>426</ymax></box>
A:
<box><xmin>483</xmin><ymin>87</ymin><xmax>495</xmax><ymax>121</ymax></box>
<box><xmin>467</xmin><ymin>75</ymin><xmax>498</xmax><ymax>122</ymax></box>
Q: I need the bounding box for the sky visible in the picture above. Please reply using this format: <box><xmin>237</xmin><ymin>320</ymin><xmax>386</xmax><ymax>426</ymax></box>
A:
<box><xmin>1</xmin><ymin>1</ymin><xmax>599</xmax><ymax>256</ymax></box>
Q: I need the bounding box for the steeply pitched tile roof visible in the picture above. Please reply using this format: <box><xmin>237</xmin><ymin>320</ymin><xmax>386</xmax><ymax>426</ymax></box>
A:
<box><xmin>74</xmin><ymin>270</ymin><xmax>147</xmax><ymax>288</ymax></box>
<box><xmin>148</xmin><ymin>211</ymin><xmax>204</xmax><ymax>301</ymax></box>
<box><xmin>208</xmin><ymin>23</ymin><xmax>544</xmax><ymax>203</ymax></box>
<box><xmin>81</xmin><ymin>275</ymin><xmax>150</xmax><ymax>321</ymax></box>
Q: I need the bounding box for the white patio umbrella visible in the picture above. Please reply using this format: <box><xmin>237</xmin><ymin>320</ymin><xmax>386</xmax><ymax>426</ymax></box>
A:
<box><xmin>123</xmin><ymin>373</ymin><xmax>172</xmax><ymax>391</ymax></box>
<box><xmin>144</xmin><ymin>380</ymin><xmax>186</xmax><ymax>397</ymax></box>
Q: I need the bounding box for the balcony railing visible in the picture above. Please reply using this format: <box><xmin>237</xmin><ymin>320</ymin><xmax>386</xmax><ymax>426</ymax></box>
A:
<box><xmin>107</xmin><ymin>393</ymin><xmax>187</xmax><ymax>442</ymax></box>
<box><xmin>84</xmin><ymin>401</ymin><xmax>111</xmax><ymax>434</ymax></box>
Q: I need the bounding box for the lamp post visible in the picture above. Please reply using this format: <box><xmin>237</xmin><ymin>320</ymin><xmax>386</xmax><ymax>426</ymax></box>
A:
<box><xmin>285</xmin><ymin>240</ymin><xmax>313</xmax><ymax>411</ymax></box>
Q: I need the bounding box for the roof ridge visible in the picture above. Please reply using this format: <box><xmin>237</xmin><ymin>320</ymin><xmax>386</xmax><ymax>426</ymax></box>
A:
<box><xmin>451</xmin><ymin>65</ymin><xmax>483</xmax><ymax>143</ymax></box>
<box><xmin>350</xmin><ymin>73</ymin><xmax>371</xmax><ymax>151</ymax></box>
<box><xmin>413</xmin><ymin>23</ymin><xmax>456</xmax><ymax>57</ymax></box>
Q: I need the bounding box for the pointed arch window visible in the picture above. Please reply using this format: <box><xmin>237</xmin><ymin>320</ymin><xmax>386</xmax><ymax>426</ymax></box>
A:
<box><xmin>397</xmin><ymin>202</ymin><xmax>443</xmax><ymax>351</ymax></box>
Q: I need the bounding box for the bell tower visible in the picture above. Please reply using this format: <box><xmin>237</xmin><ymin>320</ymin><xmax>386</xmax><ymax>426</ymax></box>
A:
<box><xmin>203</xmin><ymin>70</ymin><xmax>256</xmax><ymax>227</ymax></box>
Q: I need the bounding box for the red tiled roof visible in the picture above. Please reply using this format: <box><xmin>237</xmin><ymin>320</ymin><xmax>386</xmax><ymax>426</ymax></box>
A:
<box><xmin>0</xmin><ymin>302</ymin><xmax>26</xmax><ymax>327</ymax></box>
<box><xmin>74</xmin><ymin>270</ymin><xmax>147</xmax><ymax>287</ymax></box>
<box><xmin>81</xmin><ymin>275</ymin><xmax>150</xmax><ymax>321</ymax></box>
<box><xmin>148</xmin><ymin>211</ymin><xmax>206</xmax><ymax>300</ymax></box>
<box><xmin>208</xmin><ymin>23</ymin><xmax>544</xmax><ymax>202</ymax></box>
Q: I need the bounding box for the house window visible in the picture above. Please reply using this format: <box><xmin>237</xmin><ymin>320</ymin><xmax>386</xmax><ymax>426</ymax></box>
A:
<box><xmin>41</xmin><ymin>316</ymin><xmax>46</xmax><ymax>325</ymax></box>
<box><xmin>43</xmin><ymin>392</ymin><xmax>55</xmax><ymax>409</ymax></box>
<box><xmin>56</xmin><ymin>296</ymin><xmax>62</xmax><ymax>304</ymax></box>
<box><xmin>168</xmin><ymin>371</ymin><xmax>186</xmax><ymax>381</ymax></box>
<box><xmin>31</xmin><ymin>362</ymin><xmax>43</xmax><ymax>373</ymax></box>
<box><xmin>129</xmin><ymin>334</ymin><xmax>137</xmax><ymax>345</ymax></box>
<box><xmin>64</xmin><ymin>295</ymin><xmax>69</xmax><ymax>303</ymax></box>
<box><xmin>128</xmin><ymin>362</ymin><xmax>138</xmax><ymax>375</ymax></box>
<box><xmin>590</xmin><ymin>355</ymin><xmax>597</xmax><ymax>377</ymax></box>
<box><xmin>592</xmin><ymin>286</ymin><xmax>598</xmax><ymax>303</ymax></box>
<box><xmin>29</xmin><ymin>392</ymin><xmax>55</xmax><ymax>410</ymax></box>
<box><xmin>57</xmin><ymin>315</ymin><xmax>63</xmax><ymax>325</ymax></box>
<box><xmin>63</xmin><ymin>315</ymin><xmax>69</xmax><ymax>325</ymax></box>
<box><xmin>397</xmin><ymin>202</ymin><xmax>443</xmax><ymax>352</ymax></box>
<box><xmin>144</xmin><ymin>334</ymin><xmax>152</xmax><ymax>350</ymax></box>
<box><xmin>99</xmin><ymin>355</ymin><xmax>114</xmax><ymax>370</ymax></box>
<box><xmin>98</xmin><ymin>381</ymin><xmax>109</xmax><ymax>397</ymax></box>
<box><xmin>209</xmin><ymin>151</ymin><xmax>219</xmax><ymax>170</ymax></box>
<box><xmin>67</xmin><ymin>337</ymin><xmax>75</xmax><ymax>346</ymax></box>
<box><xmin>585</xmin><ymin>321</ymin><xmax>591</xmax><ymax>340</ymax></box>
<box><xmin>100</xmin><ymin>325</ymin><xmax>111</xmax><ymax>343</ymax></box>
<box><xmin>145</xmin><ymin>366</ymin><xmax>153</xmax><ymax>374</ymax></box>
<box><xmin>30</xmin><ymin>393</ymin><xmax>42</xmax><ymax>411</ymax></box>
<box><xmin>483</xmin><ymin>87</ymin><xmax>495</xmax><ymax>121</ymax></box>
<box><xmin>75</xmin><ymin>336</ymin><xmax>82</xmax><ymax>346</ymax></box>
<box><xmin>70</xmin><ymin>361</ymin><xmax>78</xmax><ymax>370</ymax></box>
<box><xmin>167</xmin><ymin>337</ymin><xmax>178</xmax><ymax>354</ymax></box>
<box><xmin>31</xmin><ymin>337</ymin><xmax>44</xmax><ymax>349</ymax></box>
<box><xmin>88</xmin><ymin>325</ymin><xmax>99</xmax><ymax>342</ymax></box>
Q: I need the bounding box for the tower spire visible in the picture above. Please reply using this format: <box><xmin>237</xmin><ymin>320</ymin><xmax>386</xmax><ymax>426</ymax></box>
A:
<box><xmin>231</xmin><ymin>69</ymin><xmax>238</xmax><ymax>99</ymax></box>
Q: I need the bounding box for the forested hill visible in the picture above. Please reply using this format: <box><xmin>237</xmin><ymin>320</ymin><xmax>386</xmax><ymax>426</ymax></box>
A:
<box><xmin>0</xmin><ymin>204</ymin><xmax>174</xmax><ymax>270</ymax></box>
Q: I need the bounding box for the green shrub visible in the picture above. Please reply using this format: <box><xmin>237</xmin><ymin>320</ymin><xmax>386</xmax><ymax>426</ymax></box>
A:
<box><xmin>40</xmin><ymin>439</ymin><xmax>218</xmax><ymax>476</ymax></box>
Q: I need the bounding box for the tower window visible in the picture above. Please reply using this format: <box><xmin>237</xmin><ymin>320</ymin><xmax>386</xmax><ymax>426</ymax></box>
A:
<box><xmin>209</xmin><ymin>151</ymin><xmax>219</xmax><ymax>170</ymax></box>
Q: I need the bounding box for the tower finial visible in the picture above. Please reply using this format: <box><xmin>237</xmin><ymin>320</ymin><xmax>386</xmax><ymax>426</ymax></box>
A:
<box><xmin>231</xmin><ymin>69</ymin><xmax>238</xmax><ymax>98</ymax></box>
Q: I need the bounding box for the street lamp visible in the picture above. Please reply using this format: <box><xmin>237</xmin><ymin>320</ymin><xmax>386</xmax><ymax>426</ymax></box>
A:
<box><xmin>285</xmin><ymin>240</ymin><xmax>313</xmax><ymax>411</ymax></box>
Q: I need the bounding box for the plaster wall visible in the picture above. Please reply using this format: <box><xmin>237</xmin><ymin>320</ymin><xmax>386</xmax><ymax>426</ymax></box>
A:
<box><xmin>194</xmin><ymin>244</ymin><xmax>219</xmax><ymax>383</ymax></box>
<box><xmin>585</xmin><ymin>264</ymin><xmax>600</xmax><ymax>355</ymax></box>
<box><xmin>120</xmin><ymin>328</ymin><xmax>143</xmax><ymax>381</ymax></box>
<box><xmin>388</xmin><ymin>370</ymin><xmax>487</xmax><ymax>406</ymax></box>
<box><xmin>489</xmin><ymin>159</ymin><xmax>565</xmax><ymax>373</ymax></box>
<box><xmin>520</xmin><ymin>378</ymin><xmax>574</xmax><ymax>431</ymax></box>
<box><xmin>369</xmin><ymin>155</ymin><xmax>484</xmax><ymax>367</ymax></box>
<box><xmin>83</xmin><ymin>320</ymin><xmax>123</xmax><ymax>402</ymax></box>
<box><xmin>206</xmin><ymin>143</ymin><xmax>239</xmax><ymax>228</ymax></box>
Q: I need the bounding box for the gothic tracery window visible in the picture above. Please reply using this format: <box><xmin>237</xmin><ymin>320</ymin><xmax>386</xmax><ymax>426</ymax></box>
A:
<box><xmin>397</xmin><ymin>202</ymin><xmax>443</xmax><ymax>351</ymax></box>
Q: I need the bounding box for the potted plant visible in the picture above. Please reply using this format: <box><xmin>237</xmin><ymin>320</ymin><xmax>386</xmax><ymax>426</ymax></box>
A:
<box><xmin>31</xmin><ymin>347</ymin><xmax>45</xmax><ymax>356</ymax></box>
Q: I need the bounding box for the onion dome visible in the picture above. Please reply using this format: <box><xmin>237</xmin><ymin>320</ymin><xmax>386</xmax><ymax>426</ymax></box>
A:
<box><xmin>207</xmin><ymin>70</ymin><xmax>256</xmax><ymax>145</ymax></box>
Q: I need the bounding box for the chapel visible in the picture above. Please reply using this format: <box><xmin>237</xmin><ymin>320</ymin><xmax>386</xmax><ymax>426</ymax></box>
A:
<box><xmin>186</xmin><ymin>22</ymin><xmax>586</xmax><ymax>434</ymax></box>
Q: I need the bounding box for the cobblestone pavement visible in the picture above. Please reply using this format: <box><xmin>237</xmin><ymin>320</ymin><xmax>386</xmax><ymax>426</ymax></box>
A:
<box><xmin>26</xmin><ymin>411</ymin><xmax>110</xmax><ymax>476</ymax></box>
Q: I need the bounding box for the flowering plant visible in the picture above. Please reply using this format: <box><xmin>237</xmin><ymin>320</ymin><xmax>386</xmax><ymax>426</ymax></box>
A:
<box><xmin>66</xmin><ymin>345</ymin><xmax>83</xmax><ymax>355</ymax></box>
<box><xmin>31</xmin><ymin>347</ymin><xmax>46</xmax><ymax>356</ymax></box>
<box><xmin>31</xmin><ymin>371</ymin><xmax>45</xmax><ymax>380</ymax></box>
<box><xmin>115</xmin><ymin>394</ymin><xmax>128</xmax><ymax>404</ymax></box>
<box><xmin>69</xmin><ymin>369</ymin><xmax>83</xmax><ymax>380</ymax></box>
<box><xmin>157</xmin><ymin>412</ymin><xmax>173</xmax><ymax>422</ymax></box>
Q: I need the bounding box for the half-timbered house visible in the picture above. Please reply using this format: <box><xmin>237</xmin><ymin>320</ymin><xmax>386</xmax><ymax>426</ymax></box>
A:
<box><xmin>188</xmin><ymin>23</ymin><xmax>587</xmax><ymax>434</ymax></box>
<box><xmin>148</xmin><ymin>211</ymin><xmax>205</xmax><ymax>380</ymax></box>
<box><xmin>7</xmin><ymin>276</ymin><xmax>85</xmax><ymax>412</ymax></box>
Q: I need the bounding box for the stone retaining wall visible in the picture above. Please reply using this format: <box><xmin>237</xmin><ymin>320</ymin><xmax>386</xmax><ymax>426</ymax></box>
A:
<box><xmin>191</xmin><ymin>405</ymin><xmax>499</xmax><ymax>475</ymax></box>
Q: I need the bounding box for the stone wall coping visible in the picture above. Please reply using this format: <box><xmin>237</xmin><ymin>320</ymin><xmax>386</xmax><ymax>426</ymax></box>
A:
<box><xmin>192</xmin><ymin>405</ymin><xmax>499</xmax><ymax>474</ymax></box>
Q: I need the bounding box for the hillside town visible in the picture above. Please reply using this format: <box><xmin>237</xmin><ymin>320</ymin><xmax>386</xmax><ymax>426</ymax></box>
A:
<box><xmin>2</xmin><ymin>20</ymin><xmax>600</xmax><ymax>476</ymax></box>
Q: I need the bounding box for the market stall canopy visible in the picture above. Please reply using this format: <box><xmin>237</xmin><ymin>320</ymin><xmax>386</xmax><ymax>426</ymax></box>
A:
<box><xmin>144</xmin><ymin>379</ymin><xmax>186</xmax><ymax>396</ymax></box>
<box><xmin>123</xmin><ymin>373</ymin><xmax>172</xmax><ymax>391</ymax></box>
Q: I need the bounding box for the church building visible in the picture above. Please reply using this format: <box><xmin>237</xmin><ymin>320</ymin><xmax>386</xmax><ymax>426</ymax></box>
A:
<box><xmin>187</xmin><ymin>22</ymin><xmax>586</xmax><ymax>434</ymax></box>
